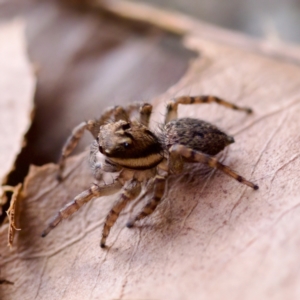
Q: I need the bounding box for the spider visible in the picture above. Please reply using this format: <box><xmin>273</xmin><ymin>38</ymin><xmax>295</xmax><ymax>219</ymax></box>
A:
<box><xmin>41</xmin><ymin>96</ymin><xmax>258</xmax><ymax>248</ymax></box>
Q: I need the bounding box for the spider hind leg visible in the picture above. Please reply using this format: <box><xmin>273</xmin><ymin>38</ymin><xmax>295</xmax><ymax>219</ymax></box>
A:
<box><xmin>169</xmin><ymin>144</ymin><xmax>258</xmax><ymax>190</ymax></box>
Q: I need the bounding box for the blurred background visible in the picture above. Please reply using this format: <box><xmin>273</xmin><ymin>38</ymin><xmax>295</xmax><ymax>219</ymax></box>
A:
<box><xmin>132</xmin><ymin>0</ymin><xmax>300</xmax><ymax>43</ymax></box>
<box><xmin>1</xmin><ymin>0</ymin><xmax>300</xmax><ymax>189</ymax></box>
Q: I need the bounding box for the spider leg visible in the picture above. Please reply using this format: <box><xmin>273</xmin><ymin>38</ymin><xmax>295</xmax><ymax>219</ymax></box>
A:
<box><xmin>139</xmin><ymin>103</ymin><xmax>152</xmax><ymax>127</ymax></box>
<box><xmin>169</xmin><ymin>144</ymin><xmax>259</xmax><ymax>190</ymax></box>
<box><xmin>129</xmin><ymin>178</ymin><xmax>155</xmax><ymax>215</ymax></box>
<box><xmin>41</xmin><ymin>181</ymin><xmax>122</xmax><ymax>238</ymax></box>
<box><xmin>99</xmin><ymin>105</ymin><xmax>130</xmax><ymax>125</ymax></box>
<box><xmin>126</xmin><ymin>175</ymin><xmax>166</xmax><ymax>228</ymax></box>
<box><xmin>101</xmin><ymin>179</ymin><xmax>141</xmax><ymax>248</ymax></box>
<box><xmin>125</xmin><ymin>102</ymin><xmax>152</xmax><ymax>127</ymax></box>
<box><xmin>57</xmin><ymin>120</ymin><xmax>98</xmax><ymax>181</ymax></box>
<box><xmin>165</xmin><ymin>95</ymin><xmax>252</xmax><ymax>123</ymax></box>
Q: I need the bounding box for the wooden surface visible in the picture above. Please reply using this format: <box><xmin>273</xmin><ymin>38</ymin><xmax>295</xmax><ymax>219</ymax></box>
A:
<box><xmin>1</xmin><ymin>1</ymin><xmax>300</xmax><ymax>299</ymax></box>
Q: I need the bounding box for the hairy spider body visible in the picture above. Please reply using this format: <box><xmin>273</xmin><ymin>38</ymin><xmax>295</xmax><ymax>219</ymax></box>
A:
<box><xmin>98</xmin><ymin>120</ymin><xmax>164</xmax><ymax>170</ymax></box>
<box><xmin>42</xmin><ymin>96</ymin><xmax>259</xmax><ymax>248</ymax></box>
<box><xmin>164</xmin><ymin>118</ymin><xmax>234</xmax><ymax>155</ymax></box>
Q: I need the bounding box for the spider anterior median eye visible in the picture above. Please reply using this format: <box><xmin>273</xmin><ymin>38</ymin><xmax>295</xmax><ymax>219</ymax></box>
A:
<box><xmin>123</xmin><ymin>142</ymin><xmax>129</xmax><ymax>148</ymax></box>
<box><xmin>122</xmin><ymin>123</ymin><xmax>130</xmax><ymax>130</ymax></box>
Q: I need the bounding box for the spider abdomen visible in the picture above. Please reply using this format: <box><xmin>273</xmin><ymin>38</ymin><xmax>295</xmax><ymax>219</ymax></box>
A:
<box><xmin>164</xmin><ymin>118</ymin><xmax>234</xmax><ymax>156</ymax></box>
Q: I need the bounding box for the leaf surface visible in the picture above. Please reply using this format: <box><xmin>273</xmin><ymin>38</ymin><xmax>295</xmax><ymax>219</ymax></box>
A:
<box><xmin>1</xmin><ymin>3</ymin><xmax>300</xmax><ymax>300</ymax></box>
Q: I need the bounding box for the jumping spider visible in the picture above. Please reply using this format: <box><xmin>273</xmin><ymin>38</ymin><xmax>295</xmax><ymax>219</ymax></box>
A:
<box><xmin>42</xmin><ymin>96</ymin><xmax>258</xmax><ymax>248</ymax></box>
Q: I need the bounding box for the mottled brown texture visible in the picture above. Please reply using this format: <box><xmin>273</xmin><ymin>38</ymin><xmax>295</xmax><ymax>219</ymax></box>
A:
<box><xmin>164</xmin><ymin>118</ymin><xmax>234</xmax><ymax>155</ymax></box>
<box><xmin>165</xmin><ymin>95</ymin><xmax>252</xmax><ymax>123</ymax></box>
<box><xmin>98</xmin><ymin>119</ymin><xmax>163</xmax><ymax>163</ymax></box>
<box><xmin>1</xmin><ymin>1</ymin><xmax>300</xmax><ymax>300</ymax></box>
<box><xmin>169</xmin><ymin>144</ymin><xmax>258</xmax><ymax>190</ymax></box>
<box><xmin>43</xmin><ymin>97</ymin><xmax>256</xmax><ymax>247</ymax></box>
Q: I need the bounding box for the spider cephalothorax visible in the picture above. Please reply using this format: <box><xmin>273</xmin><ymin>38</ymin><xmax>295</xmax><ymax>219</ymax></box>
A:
<box><xmin>42</xmin><ymin>96</ymin><xmax>258</xmax><ymax>248</ymax></box>
<box><xmin>98</xmin><ymin>120</ymin><xmax>164</xmax><ymax>170</ymax></box>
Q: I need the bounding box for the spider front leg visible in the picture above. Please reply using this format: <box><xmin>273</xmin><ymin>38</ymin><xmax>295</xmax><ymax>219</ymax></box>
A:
<box><xmin>165</xmin><ymin>95</ymin><xmax>253</xmax><ymax>123</ymax></box>
<box><xmin>41</xmin><ymin>181</ymin><xmax>122</xmax><ymax>238</ymax></box>
<box><xmin>101</xmin><ymin>179</ymin><xmax>141</xmax><ymax>248</ymax></box>
<box><xmin>126</xmin><ymin>175</ymin><xmax>167</xmax><ymax>228</ymax></box>
<box><xmin>126</xmin><ymin>102</ymin><xmax>152</xmax><ymax>127</ymax></box>
<box><xmin>170</xmin><ymin>144</ymin><xmax>258</xmax><ymax>190</ymax></box>
<box><xmin>57</xmin><ymin>120</ymin><xmax>98</xmax><ymax>181</ymax></box>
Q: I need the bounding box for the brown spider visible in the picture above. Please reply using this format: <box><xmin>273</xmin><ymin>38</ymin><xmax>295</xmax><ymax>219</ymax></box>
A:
<box><xmin>41</xmin><ymin>96</ymin><xmax>258</xmax><ymax>248</ymax></box>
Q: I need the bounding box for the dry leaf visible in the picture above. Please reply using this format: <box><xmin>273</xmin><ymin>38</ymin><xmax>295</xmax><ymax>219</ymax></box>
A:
<box><xmin>0</xmin><ymin>19</ymin><xmax>35</xmax><ymax>214</ymax></box>
<box><xmin>1</xmin><ymin>1</ymin><xmax>300</xmax><ymax>299</ymax></box>
<box><xmin>6</xmin><ymin>183</ymin><xmax>22</xmax><ymax>247</ymax></box>
<box><xmin>1</xmin><ymin>27</ymin><xmax>300</xmax><ymax>299</ymax></box>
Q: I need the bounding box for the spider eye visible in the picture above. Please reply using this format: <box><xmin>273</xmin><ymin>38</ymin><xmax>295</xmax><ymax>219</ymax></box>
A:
<box><xmin>123</xmin><ymin>142</ymin><xmax>129</xmax><ymax>148</ymax></box>
<box><xmin>99</xmin><ymin>145</ymin><xmax>103</xmax><ymax>153</ymax></box>
<box><xmin>122</xmin><ymin>123</ymin><xmax>130</xmax><ymax>130</ymax></box>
